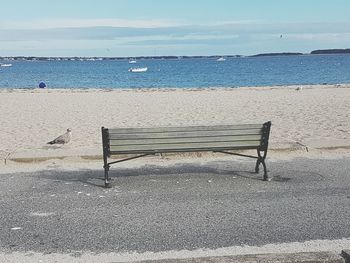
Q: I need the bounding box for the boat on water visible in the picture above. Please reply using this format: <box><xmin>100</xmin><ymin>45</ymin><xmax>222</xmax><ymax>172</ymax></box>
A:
<box><xmin>128</xmin><ymin>67</ymin><xmax>148</xmax><ymax>73</ymax></box>
<box><xmin>216</xmin><ymin>57</ymin><xmax>226</xmax><ymax>62</ymax></box>
<box><xmin>0</xmin><ymin>63</ymin><xmax>12</xmax><ymax>67</ymax></box>
<box><xmin>129</xmin><ymin>59</ymin><xmax>137</xmax><ymax>64</ymax></box>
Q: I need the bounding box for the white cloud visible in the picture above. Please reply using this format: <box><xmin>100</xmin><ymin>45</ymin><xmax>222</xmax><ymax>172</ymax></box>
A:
<box><xmin>0</xmin><ymin>18</ymin><xmax>265</xmax><ymax>30</ymax></box>
<box><xmin>286</xmin><ymin>33</ymin><xmax>350</xmax><ymax>41</ymax></box>
<box><xmin>118</xmin><ymin>34</ymin><xmax>239</xmax><ymax>42</ymax></box>
<box><xmin>0</xmin><ymin>18</ymin><xmax>184</xmax><ymax>30</ymax></box>
<box><xmin>211</xmin><ymin>20</ymin><xmax>260</xmax><ymax>25</ymax></box>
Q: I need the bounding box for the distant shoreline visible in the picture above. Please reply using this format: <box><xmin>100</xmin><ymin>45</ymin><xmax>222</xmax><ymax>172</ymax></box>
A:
<box><xmin>1</xmin><ymin>49</ymin><xmax>350</xmax><ymax>61</ymax></box>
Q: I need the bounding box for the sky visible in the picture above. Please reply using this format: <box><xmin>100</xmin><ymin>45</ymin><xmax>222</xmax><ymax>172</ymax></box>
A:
<box><xmin>1</xmin><ymin>0</ymin><xmax>350</xmax><ymax>57</ymax></box>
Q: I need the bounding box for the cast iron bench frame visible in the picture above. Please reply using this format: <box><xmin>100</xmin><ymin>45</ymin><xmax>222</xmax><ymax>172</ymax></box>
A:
<box><xmin>102</xmin><ymin>121</ymin><xmax>271</xmax><ymax>188</ymax></box>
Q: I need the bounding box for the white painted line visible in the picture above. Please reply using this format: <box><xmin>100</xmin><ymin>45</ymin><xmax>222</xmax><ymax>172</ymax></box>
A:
<box><xmin>29</xmin><ymin>212</ymin><xmax>56</xmax><ymax>217</ymax></box>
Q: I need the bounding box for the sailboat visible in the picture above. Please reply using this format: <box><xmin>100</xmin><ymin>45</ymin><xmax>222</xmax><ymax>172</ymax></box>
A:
<box><xmin>128</xmin><ymin>67</ymin><xmax>148</xmax><ymax>73</ymax></box>
<box><xmin>216</xmin><ymin>57</ymin><xmax>226</xmax><ymax>62</ymax></box>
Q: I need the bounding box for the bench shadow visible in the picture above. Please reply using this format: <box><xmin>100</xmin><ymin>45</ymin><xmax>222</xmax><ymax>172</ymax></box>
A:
<box><xmin>39</xmin><ymin>162</ymin><xmax>269</xmax><ymax>188</ymax></box>
<box><xmin>109</xmin><ymin>165</ymin><xmax>265</xmax><ymax>181</ymax></box>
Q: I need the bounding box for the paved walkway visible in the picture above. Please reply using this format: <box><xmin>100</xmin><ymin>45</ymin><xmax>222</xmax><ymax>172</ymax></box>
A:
<box><xmin>0</xmin><ymin>157</ymin><xmax>349</xmax><ymax>261</ymax></box>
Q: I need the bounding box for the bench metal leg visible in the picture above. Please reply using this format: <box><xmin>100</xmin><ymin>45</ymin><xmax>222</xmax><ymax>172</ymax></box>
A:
<box><xmin>104</xmin><ymin>164</ymin><xmax>111</xmax><ymax>188</ymax></box>
<box><xmin>256</xmin><ymin>149</ymin><xmax>269</xmax><ymax>181</ymax></box>
<box><xmin>102</xmin><ymin>127</ymin><xmax>112</xmax><ymax>188</ymax></box>
<box><xmin>255</xmin><ymin>158</ymin><xmax>261</xmax><ymax>173</ymax></box>
<box><xmin>261</xmin><ymin>158</ymin><xmax>268</xmax><ymax>181</ymax></box>
<box><xmin>215</xmin><ymin>150</ymin><xmax>268</xmax><ymax>180</ymax></box>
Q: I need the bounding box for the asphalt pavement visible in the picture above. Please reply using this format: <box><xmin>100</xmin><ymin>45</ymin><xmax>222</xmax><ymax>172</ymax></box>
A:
<box><xmin>0</xmin><ymin>156</ymin><xmax>349</xmax><ymax>256</ymax></box>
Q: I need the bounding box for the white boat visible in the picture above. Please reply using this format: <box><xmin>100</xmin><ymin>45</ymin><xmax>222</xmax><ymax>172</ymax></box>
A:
<box><xmin>216</xmin><ymin>57</ymin><xmax>226</xmax><ymax>62</ymax></box>
<box><xmin>129</xmin><ymin>59</ymin><xmax>137</xmax><ymax>64</ymax></box>
<box><xmin>128</xmin><ymin>67</ymin><xmax>148</xmax><ymax>73</ymax></box>
<box><xmin>0</xmin><ymin>63</ymin><xmax>12</xmax><ymax>67</ymax></box>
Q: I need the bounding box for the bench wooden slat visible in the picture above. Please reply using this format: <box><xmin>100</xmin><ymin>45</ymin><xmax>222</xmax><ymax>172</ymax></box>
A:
<box><xmin>108</xmin><ymin>129</ymin><xmax>262</xmax><ymax>140</ymax></box>
<box><xmin>108</xmin><ymin>124</ymin><xmax>263</xmax><ymax>134</ymax></box>
<box><xmin>110</xmin><ymin>140</ymin><xmax>261</xmax><ymax>153</ymax></box>
<box><xmin>109</xmin><ymin>135</ymin><xmax>262</xmax><ymax>146</ymax></box>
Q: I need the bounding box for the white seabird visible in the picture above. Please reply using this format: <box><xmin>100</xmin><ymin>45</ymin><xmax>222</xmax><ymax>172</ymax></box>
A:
<box><xmin>47</xmin><ymin>129</ymin><xmax>72</xmax><ymax>145</ymax></box>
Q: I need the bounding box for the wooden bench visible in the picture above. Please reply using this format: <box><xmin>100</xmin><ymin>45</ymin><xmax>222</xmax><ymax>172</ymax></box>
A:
<box><xmin>101</xmin><ymin>121</ymin><xmax>271</xmax><ymax>188</ymax></box>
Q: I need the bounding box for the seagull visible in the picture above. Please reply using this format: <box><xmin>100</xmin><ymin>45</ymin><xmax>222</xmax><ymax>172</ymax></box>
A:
<box><xmin>47</xmin><ymin>129</ymin><xmax>72</xmax><ymax>145</ymax></box>
<box><xmin>296</xmin><ymin>86</ymin><xmax>303</xmax><ymax>91</ymax></box>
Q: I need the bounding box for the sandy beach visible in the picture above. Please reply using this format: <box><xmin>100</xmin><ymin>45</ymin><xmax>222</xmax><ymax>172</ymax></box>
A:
<box><xmin>0</xmin><ymin>84</ymin><xmax>349</xmax><ymax>161</ymax></box>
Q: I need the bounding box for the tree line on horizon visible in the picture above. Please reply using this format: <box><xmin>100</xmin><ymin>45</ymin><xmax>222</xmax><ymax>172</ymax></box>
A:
<box><xmin>1</xmin><ymin>49</ymin><xmax>350</xmax><ymax>61</ymax></box>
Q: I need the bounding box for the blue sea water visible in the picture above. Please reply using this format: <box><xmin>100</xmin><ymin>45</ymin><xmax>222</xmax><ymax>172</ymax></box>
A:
<box><xmin>1</xmin><ymin>54</ymin><xmax>350</xmax><ymax>89</ymax></box>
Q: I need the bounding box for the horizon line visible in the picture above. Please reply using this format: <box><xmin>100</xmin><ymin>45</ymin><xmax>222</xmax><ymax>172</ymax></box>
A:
<box><xmin>1</xmin><ymin>49</ymin><xmax>350</xmax><ymax>59</ymax></box>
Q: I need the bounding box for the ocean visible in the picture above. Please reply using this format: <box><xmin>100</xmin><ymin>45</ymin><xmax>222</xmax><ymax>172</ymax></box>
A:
<box><xmin>1</xmin><ymin>54</ymin><xmax>350</xmax><ymax>89</ymax></box>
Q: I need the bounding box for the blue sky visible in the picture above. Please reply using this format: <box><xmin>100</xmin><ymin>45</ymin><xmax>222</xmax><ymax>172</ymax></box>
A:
<box><xmin>1</xmin><ymin>0</ymin><xmax>350</xmax><ymax>56</ymax></box>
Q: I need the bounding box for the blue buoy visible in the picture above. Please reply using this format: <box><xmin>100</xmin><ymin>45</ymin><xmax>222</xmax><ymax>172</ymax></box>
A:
<box><xmin>39</xmin><ymin>82</ymin><xmax>46</xmax><ymax>89</ymax></box>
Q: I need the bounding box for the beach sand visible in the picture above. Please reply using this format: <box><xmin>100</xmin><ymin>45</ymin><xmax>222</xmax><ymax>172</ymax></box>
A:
<box><xmin>0</xmin><ymin>84</ymin><xmax>349</xmax><ymax>161</ymax></box>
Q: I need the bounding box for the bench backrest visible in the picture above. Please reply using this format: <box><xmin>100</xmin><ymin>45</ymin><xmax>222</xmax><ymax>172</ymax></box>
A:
<box><xmin>102</xmin><ymin>122</ymin><xmax>271</xmax><ymax>155</ymax></box>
